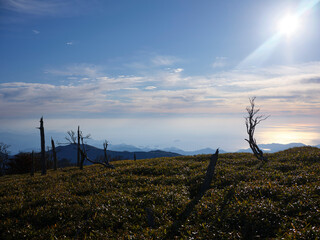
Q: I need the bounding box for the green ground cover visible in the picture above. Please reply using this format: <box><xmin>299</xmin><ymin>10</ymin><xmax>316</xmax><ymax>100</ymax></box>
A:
<box><xmin>0</xmin><ymin>147</ymin><xmax>319</xmax><ymax>239</ymax></box>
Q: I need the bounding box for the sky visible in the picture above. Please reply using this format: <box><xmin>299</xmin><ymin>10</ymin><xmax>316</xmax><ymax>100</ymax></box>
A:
<box><xmin>1</xmin><ymin>0</ymin><xmax>320</xmax><ymax>153</ymax></box>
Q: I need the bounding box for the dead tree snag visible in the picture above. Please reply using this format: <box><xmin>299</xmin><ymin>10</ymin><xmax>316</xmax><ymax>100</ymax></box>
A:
<box><xmin>245</xmin><ymin>97</ymin><xmax>269</xmax><ymax>162</ymax></box>
<box><xmin>51</xmin><ymin>138</ymin><xmax>57</xmax><ymax>171</ymax></box>
<box><xmin>38</xmin><ymin>117</ymin><xmax>46</xmax><ymax>175</ymax></box>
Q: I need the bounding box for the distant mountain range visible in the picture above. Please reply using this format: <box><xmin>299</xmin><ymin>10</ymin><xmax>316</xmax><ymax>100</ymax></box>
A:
<box><xmin>106</xmin><ymin>142</ymin><xmax>320</xmax><ymax>155</ymax></box>
<box><xmin>237</xmin><ymin>143</ymin><xmax>309</xmax><ymax>153</ymax></box>
<box><xmin>1</xmin><ymin>131</ymin><xmax>319</xmax><ymax>157</ymax></box>
<box><xmin>162</xmin><ymin>147</ymin><xmax>226</xmax><ymax>155</ymax></box>
<box><xmin>108</xmin><ymin>143</ymin><xmax>319</xmax><ymax>154</ymax></box>
<box><xmin>50</xmin><ymin>142</ymin><xmax>319</xmax><ymax>165</ymax></box>
<box><xmin>51</xmin><ymin>144</ymin><xmax>181</xmax><ymax>165</ymax></box>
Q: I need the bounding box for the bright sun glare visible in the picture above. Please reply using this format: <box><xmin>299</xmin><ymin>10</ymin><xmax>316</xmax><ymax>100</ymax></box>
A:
<box><xmin>277</xmin><ymin>14</ymin><xmax>300</xmax><ymax>37</ymax></box>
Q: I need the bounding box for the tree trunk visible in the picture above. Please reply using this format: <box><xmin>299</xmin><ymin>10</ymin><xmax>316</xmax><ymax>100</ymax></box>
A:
<box><xmin>103</xmin><ymin>141</ymin><xmax>109</xmax><ymax>164</ymax></box>
<box><xmin>39</xmin><ymin>117</ymin><xmax>46</xmax><ymax>175</ymax></box>
<box><xmin>51</xmin><ymin>138</ymin><xmax>57</xmax><ymax>171</ymax></box>
<box><xmin>80</xmin><ymin>152</ymin><xmax>85</xmax><ymax>170</ymax></box>
<box><xmin>77</xmin><ymin>126</ymin><xmax>80</xmax><ymax>167</ymax></box>
<box><xmin>165</xmin><ymin>149</ymin><xmax>219</xmax><ymax>238</ymax></box>
<box><xmin>30</xmin><ymin>151</ymin><xmax>35</xmax><ymax>176</ymax></box>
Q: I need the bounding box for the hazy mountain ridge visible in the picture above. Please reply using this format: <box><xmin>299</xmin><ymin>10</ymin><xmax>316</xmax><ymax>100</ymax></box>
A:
<box><xmin>237</xmin><ymin>143</ymin><xmax>308</xmax><ymax>153</ymax></box>
<box><xmin>51</xmin><ymin>142</ymin><xmax>319</xmax><ymax>165</ymax></box>
<box><xmin>103</xmin><ymin>142</ymin><xmax>318</xmax><ymax>155</ymax></box>
<box><xmin>51</xmin><ymin>144</ymin><xmax>181</xmax><ymax>165</ymax></box>
<box><xmin>1</xmin><ymin>131</ymin><xmax>319</xmax><ymax>156</ymax></box>
<box><xmin>162</xmin><ymin>147</ymin><xmax>226</xmax><ymax>155</ymax></box>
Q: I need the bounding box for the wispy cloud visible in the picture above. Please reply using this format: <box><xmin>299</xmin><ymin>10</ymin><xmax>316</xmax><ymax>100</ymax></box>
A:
<box><xmin>1</xmin><ymin>0</ymin><xmax>96</xmax><ymax>17</ymax></box>
<box><xmin>32</xmin><ymin>29</ymin><xmax>40</xmax><ymax>34</ymax></box>
<box><xmin>45</xmin><ymin>63</ymin><xmax>103</xmax><ymax>79</ymax></box>
<box><xmin>151</xmin><ymin>55</ymin><xmax>179</xmax><ymax>66</ymax></box>
<box><xmin>66</xmin><ymin>41</ymin><xmax>73</xmax><ymax>45</ymax></box>
<box><xmin>1</xmin><ymin>0</ymin><xmax>68</xmax><ymax>15</ymax></box>
<box><xmin>145</xmin><ymin>86</ymin><xmax>157</xmax><ymax>90</ymax></box>
<box><xmin>1</xmin><ymin>62</ymin><xmax>320</xmax><ymax>118</ymax></box>
<box><xmin>212</xmin><ymin>57</ymin><xmax>227</xmax><ymax>68</ymax></box>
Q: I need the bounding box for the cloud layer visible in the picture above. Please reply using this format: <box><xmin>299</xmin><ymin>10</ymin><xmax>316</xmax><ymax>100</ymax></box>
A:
<box><xmin>1</xmin><ymin>62</ymin><xmax>320</xmax><ymax>118</ymax></box>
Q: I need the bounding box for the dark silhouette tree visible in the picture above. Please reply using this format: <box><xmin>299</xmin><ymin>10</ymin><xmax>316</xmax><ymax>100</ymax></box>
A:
<box><xmin>30</xmin><ymin>151</ymin><xmax>35</xmax><ymax>176</ymax></box>
<box><xmin>77</xmin><ymin>126</ymin><xmax>81</xmax><ymax>167</ymax></box>
<box><xmin>65</xmin><ymin>129</ymin><xmax>89</xmax><ymax>170</ymax></box>
<box><xmin>245</xmin><ymin>97</ymin><xmax>269</xmax><ymax>162</ymax></box>
<box><xmin>103</xmin><ymin>140</ymin><xmax>109</xmax><ymax>165</ymax></box>
<box><xmin>38</xmin><ymin>117</ymin><xmax>46</xmax><ymax>175</ymax></box>
<box><xmin>51</xmin><ymin>138</ymin><xmax>57</xmax><ymax>171</ymax></box>
<box><xmin>7</xmin><ymin>152</ymin><xmax>52</xmax><ymax>174</ymax></box>
<box><xmin>66</xmin><ymin>129</ymin><xmax>114</xmax><ymax>169</ymax></box>
<box><xmin>0</xmin><ymin>142</ymin><xmax>10</xmax><ymax>176</ymax></box>
<box><xmin>8</xmin><ymin>152</ymin><xmax>34</xmax><ymax>174</ymax></box>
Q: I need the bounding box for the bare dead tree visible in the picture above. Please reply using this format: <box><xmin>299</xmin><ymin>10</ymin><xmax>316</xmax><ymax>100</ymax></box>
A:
<box><xmin>65</xmin><ymin>130</ymin><xmax>77</xmax><ymax>143</ymax></box>
<box><xmin>51</xmin><ymin>138</ymin><xmax>57</xmax><ymax>171</ymax></box>
<box><xmin>103</xmin><ymin>140</ymin><xmax>109</xmax><ymax>165</ymax></box>
<box><xmin>77</xmin><ymin>126</ymin><xmax>81</xmax><ymax>167</ymax></box>
<box><xmin>38</xmin><ymin>117</ymin><xmax>46</xmax><ymax>175</ymax></box>
<box><xmin>65</xmin><ymin>129</ymin><xmax>114</xmax><ymax>169</ymax></box>
<box><xmin>65</xmin><ymin>129</ymin><xmax>90</xmax><ymax>170</ymax></box>
<box><xmin>30</xmin><ymin>151</ymin><xmax>35</xmax><ymax>176</ymax></box>
<box><xmin>80</xmin><ymin>137</ymin><xmax>115</xmax><ymax>169</ymax></box>
<box><xmin>245</xmin><ymin>97</ymin><xmax>269</xmax><ymax>162</ymax></box>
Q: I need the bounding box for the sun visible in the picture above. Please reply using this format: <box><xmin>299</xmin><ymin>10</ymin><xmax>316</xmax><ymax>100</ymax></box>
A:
<box><xmin>277</xmin><ymin>14</ymin><xmax>300</xmax><ymax>37</ymax></box>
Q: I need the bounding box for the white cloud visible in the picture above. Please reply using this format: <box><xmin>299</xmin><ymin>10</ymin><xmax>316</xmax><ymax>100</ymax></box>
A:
<box><xmin>66</xmin><ymin>41</ymin><xmax>73</xmax><ymax>45</ymax></box>
<box><xmin>32</xmin><ymin>29</ymin><xmax>40</xmax><ymax>34</ymax></box>
<box><xmin>1</xmin><ymin>62</ymin><xmax>320</xmax><ymax>118</ymax></box>
<box><xmin>173</xmin><ymin>68</ymin><xmax>184</xmax><ymax>73</ymax></box>
<box><xmin>145</xmin><ymin>86</ymin><xmax>157</xmax><ymax>90</ymax></box>
<box><xmin>212</xmin><ymin>57</ymin><xmax>227</xmax><ymax>68</ymax></box>
<box><xmin>151</xmin><ymin>55</ymin><xmax>179</xmax><ymax>66</ymax></box>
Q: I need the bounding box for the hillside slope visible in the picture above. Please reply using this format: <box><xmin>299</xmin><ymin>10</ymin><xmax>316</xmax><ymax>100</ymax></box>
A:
<box><xmin>0</xmin><ymin>147</ymin><xmax>319</xmax><ymax>239</ymax></box>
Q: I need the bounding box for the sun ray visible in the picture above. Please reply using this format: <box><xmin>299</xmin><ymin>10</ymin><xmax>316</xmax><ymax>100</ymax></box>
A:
<box><xmin>237</xmin><ymin>0</ymin><xmax>320</xmax><ymax>69</ymax></box>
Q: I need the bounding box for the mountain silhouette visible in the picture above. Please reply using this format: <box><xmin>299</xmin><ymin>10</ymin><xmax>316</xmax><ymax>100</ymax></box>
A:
<box><xmin>50</xmin><ymin>144</ymin><xmax>181</xmax><ymax>165</ymax></box>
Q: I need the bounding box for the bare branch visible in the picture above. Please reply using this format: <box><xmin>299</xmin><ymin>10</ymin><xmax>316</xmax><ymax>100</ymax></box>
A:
<box><xmin>245</xmin><ymin>97</ymin><xmax>269</xmax><ymax>162</ymax></box>
<box><xmin>65</xmin><ymin>128</ymin><xmax>115</xmax><ymax>169</ymax></box>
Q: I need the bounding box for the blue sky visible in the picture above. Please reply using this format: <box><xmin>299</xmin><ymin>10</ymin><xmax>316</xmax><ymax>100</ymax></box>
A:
<box><xmin>1</xmin><ymin>0</ymin><xmax>320</xmax><ymax>152</ymax></box>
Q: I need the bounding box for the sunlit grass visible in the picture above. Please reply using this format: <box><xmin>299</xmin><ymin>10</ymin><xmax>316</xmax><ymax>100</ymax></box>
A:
<box><xmin>0</xmin><ymin>147</ymin><xmax>319</xmax><ymax>239</ymax></box>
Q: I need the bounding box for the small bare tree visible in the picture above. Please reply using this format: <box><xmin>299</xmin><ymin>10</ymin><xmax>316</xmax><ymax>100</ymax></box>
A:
<box><xmin>66</xmin><ymin>129</ymin><xmax>114</xmax><ymax>169</ymax></box>
<box><xmin>245</xmin><ymin>97</ymin><xmax>269</xmax><ymax>162</ymax></box>
<box><xmin>103</xmin><ymin>140</ymin><xmax>109</xmax><ymax>165</ymax></box>
<box><xmin>65</xmin><ymin>129</ymin><xmax>90</xmax><ymax>170</ymax></box>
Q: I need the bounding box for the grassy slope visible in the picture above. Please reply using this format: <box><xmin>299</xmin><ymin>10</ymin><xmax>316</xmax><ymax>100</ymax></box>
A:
<box><xmin>0</xmin><ymin>147</ymin><xmax>319</xmax><ymax>239</ymax></box>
